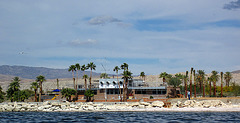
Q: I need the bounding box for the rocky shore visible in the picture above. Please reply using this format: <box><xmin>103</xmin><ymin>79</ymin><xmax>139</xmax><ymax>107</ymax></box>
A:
<box><xmin>1</xmin><ymin>100</ymin><xmax>240</xmax><ymax>112</ymax></box>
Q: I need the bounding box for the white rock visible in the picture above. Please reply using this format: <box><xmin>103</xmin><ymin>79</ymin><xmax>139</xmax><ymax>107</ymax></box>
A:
<box><xmin>140</xmin><ymin>102</ymin><xmax>150</xmax><ymax>106</ymax></box>
<box><xmin>152</xmin><ymin>101</ymin><xmax>164</xmax><ymax>107</ymax></box>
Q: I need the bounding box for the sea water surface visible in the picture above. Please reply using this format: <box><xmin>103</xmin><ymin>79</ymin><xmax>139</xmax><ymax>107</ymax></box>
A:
<box><xmin>0</xmin><ymin>112</ymin><xmax>240</xmax><ymax>123</ymax></box>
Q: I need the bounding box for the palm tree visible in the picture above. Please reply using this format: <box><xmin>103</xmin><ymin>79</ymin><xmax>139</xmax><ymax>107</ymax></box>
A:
<box><xmin>211</xmin><ymin>70</ymin><xmax>219</xmax><ymax>97</ymax></box>
<box><xmin>197</xmin><ymin>70</ymin><xmax>205</xmax><ymax>92</ymax></box>
<box><xmin>159</xmin><ymin>72</ymin><xmax>168</xmax><ymax>85</ymax></box>
<box><xmin>224</xmin><ymin>72</ymin><xmax>232</xmax><ymax>87</ymax></box>
<box><xmin>208</xmin><ymin>77</ymin><xmax>213</xmax><ymax>97</ymax></box>
<box><xmin>7</xmin><ymin>77</ymin><xmax>21</xmax><ymax>102</ymax></box>
<box><xmin>81</xmin><ymin>64</ymin><xmax>87</xmax><ymax>89</ymax></box>
<box><xmin>140</xmin><ymin>72</ymin><xmax>146</xmax><ymax>81</ymax></box>
<box><xmin>122</xmin><ymin>70</ymin><xmax>132</xmax><ymax>102</ymax></box>
<box><xmin>203</xmin><ymin>76</ymin><xmax>206</xmax><ymax>97</ymax></box>
<box><xmin>87</xmin><ymin>62</ymin><xmax>96</xmax><ymax>89</ymax></box>
<box><xmin>184</xmin><ymin>71</ymin><xmax>188</xmax><ymax>98</ymax></box>
<box><xmin>75</xmin><ymin>63</ymin><xmax>81</xmax><ymax>89</ymax></box>
<box><xmin>61</xmin><ymin>88</ymin><xmax>76</xmax><ymax>101</ymax></box>
<box><xmin>193</xmin><ymin>70</ymin><xmax>196</xmax><ymax>98</ymax></box>
<box><xmin>120</xmin><ymin>63</ymin><xmax>129</xmax><ymax>101</ymax></box>
<box><xmin>82</xmin><ymin>74</ymin><xmax>88</xmax><ymax>92</ymax></box>
<box><xmin>190</xmin><ymin>68</ymin><xmax>193</xmax><ymax>98</ymax></box>
<box><xmin>168</xmin><ymin>77</ymin><xmax>182</xmax><ymax>97</ymax></box>
<box><xmin>0</xmin><ymin>85</ymin><xmax>5</xmax><ymax>103</ymax></box>
<box><xmin>68</xmin><ymin>65</ymin><xmax>76</xmax><ymax>90</ymax></box>
<box><xmin>36</xmin><ymin>75</ymin><xmax>46</xmax><ymax>102</ymax></box>
<box><xmin>221</xmin><ymin>72</ymin><xmax>223</xmax><ymax>97</ymax></box>
<box><xmin>30</xmin><ymin>82</ymin><xmax>39</xmax><ymax>102</ymax></box>
<box><xmin>121</xmin><ymin>63</ymin><xmax>128</xmax><ymax>71</ymax></box>
<box><xmin>113</xmin><ymin>66</ymin><xmax>121</xmax><ymax>101</ymax></box>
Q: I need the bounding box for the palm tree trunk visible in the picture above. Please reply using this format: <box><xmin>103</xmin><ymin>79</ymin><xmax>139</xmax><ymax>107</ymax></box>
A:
<box><xmin>194</xmin><ymin>84</ymin><xmax>196</xmax><ymax>98</ymax></box>
<box><xmin>72</xmin><ymin>71</ymin><xmax>75</xmax><ymax>90</ymax></box>
<box><xmin>35</xmin><ymin>90</ymin><xmax>37</xmax><ymax>102</ymax></box>
<box><xmin>76</xmin><ymin>70</ymin><xmax>78</xmax><ymax>90</ymax></box>
<box><xmin>209</xmin><ymin>81</ymin><xmax>211</xmax><ymax>97</ymax></box>
<box><xmin>214</xmin><ymin>81</ymin><xmax>216</xmax><ymax>97</ymax></box>
<box><xmin>221</xmin><ymin>82</ymin><xmax>223</xmax><ymax>97</ymax></box>
<box><xmin>203</xmin><ymin>82</ymin><xmax>205</xmax><ymax>97</ymax></box>
<box><xmin>124</xmin><ymin>78</ymin><xmax>129</xmax><ymax>102</ymax></box>
<box><xmin>117</xmin><ymin>72</ymin><xmax>122</xmax><ymax>102</ymax></box>
<box><xmin>85</xmin><ymin>78</ymin><xmax>87</xmax><ymax>91</ymax></box>
<box><xmin>39</xmin><ymin>86</ymin><xmax>41</xmax><ymax>102</ymax></box>
<box><xmin>90</xmin><ymin>69</ymin><xmax>92</xmax><ymax>90</ymax></box>
<box><xmin>40</xmin><ymin>82</ymin><xmax>42</xmax><ymax>94</ymax></box>
<box><xmin>190</xmin><ymin>78</ymin><xmax>192</xmax><ymax>98</ymax></box>
<box><xmin>123</xmin><ymin>79</ymin><xmax>126</xmax><ymax>102</ymax></box>
<box><xmin>200</xmin><ymin>81</ymin><xmax>202</xmax><ymax>93</ymax></box>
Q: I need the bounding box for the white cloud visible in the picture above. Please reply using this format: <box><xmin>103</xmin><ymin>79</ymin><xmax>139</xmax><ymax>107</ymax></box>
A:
<box><xmin>69</xmin><ymin>39</ymin><xmax>97</xmax><ymax>46</ymax></box>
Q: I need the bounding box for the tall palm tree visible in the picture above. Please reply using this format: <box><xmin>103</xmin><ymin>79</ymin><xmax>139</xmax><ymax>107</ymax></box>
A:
<box><xmin>75</xmin><ymin>63</ymin><xmax>81</xmax><ymax>89</ymax></box>
<box><xmin>190</xmin><ymin>68</ymin><xmax>193</xmax><ymax>98</ymax></box>
<box><xmin>30</xmin><ymin>82</ymin><xmax>39</xmax><ymax>102</ymax></box>
<box><xmin>122</xmin><ymin>70</ymin><xmax>132</xmax><ymax>102</ymax></box>
<box><xmin>203</xmin><ymin>76</ymin><xmax>206</xmax><ymax>97</ymax></box>
<box><xmin>81</xmin><ymin>64</ymin><xmax>87</xmax><ymax>89</ymax></box>
<box><xmin>36</xmin><ymin>75</ymin><xmax>46</xmax><ymax>102</ymax></box>
<box><xmin>82</xmin><ymin>74</ymin><xmax>88</xmax><ymax>92</ymax></box>
<box><xmin>87</xmin><ymin>62</ymin><xmax>96</xmax><ymax>89</ymax></box>
<box><xmin>68</xmin><ymin>65</ymin><xmax>76</xmax><ymax>90</ymax></box>
<box><xmin>224</xmin><ymin>72</ymin><xmax>232</xmax><ymax>87</ymax></box>
<box><xmin>193</xmin><ymin>70</ymin><xmax>196</xmax><ymax>98</ymax></box>
<box><xmin>113</xmin><ymin>66</ymin><xmax>121</xmax><ymax>101</ymax></box>
<box><xmin>120</xmin><ymin>63</ymin><xmax>129</xmax><ymax>101</ymax></box>
<box><xmin>208</xmin><ymin>77</ymin><xmax>213</xmax><ymax>97</ymax></box>
<box><xmin>159</xmin><ymin>72</ymin><xmax>168</xmax><ymax>85</ymax></box>
<box><xmin>221</xmin><ymin>72</ymin><xmax>223</xmax><ymax>97</ymax></box>
<box><xmin>211</xmin><ymin>70</ymin><xmax>219</xmax><ymax>97</ymax></box>
<box><xmin>184</xmin><ymin>71</ymin><xmax>188</xmax><ymax>98</ymax></box>
<box><xmin>198</xmin><ymin>70</ymin><xmax>205</xmax><ymax>92</ymax></box>
<box><xmin>140</xmin><ymin>72</ymin><xmax>146</xmax><ymax>81</ymax></box>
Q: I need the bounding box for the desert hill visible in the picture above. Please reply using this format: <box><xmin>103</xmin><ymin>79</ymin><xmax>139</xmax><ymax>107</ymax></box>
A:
<box><xmin>0</xmin><ymin>65</ymin><xmax>100</xmax><ymax>79</ymax></box>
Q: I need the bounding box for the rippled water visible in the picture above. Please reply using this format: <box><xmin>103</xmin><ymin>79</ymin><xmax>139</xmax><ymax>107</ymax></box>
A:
<box><xmin>0</xmin><ymin>112</ymin><xmax>240</xmax><ymax>123</ymax></box>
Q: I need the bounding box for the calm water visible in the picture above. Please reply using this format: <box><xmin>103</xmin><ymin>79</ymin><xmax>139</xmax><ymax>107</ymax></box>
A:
<box><xmin>0</xmin><ymin>112</ymin><xmax>240</xmax><ymax>123</ymax></box>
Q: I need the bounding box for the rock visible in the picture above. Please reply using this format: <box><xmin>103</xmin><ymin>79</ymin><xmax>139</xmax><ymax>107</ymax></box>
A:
<box><xmin>131</xmin><ymin>102</ymin><xmax>140</xmax><ymax>107</ymax></box>
<box><xmin>43</xmin><ymin>101</ymin><xmax>51</xmax><ymax>105</ymax></box>
<box><xmin>183</xmin><ymin>100</ymin><xmax>196</xmax><ymax>107</ymax></box>
<box><xmin>152</xmin><ymin>101</ymin><xmax>164</xmax><ymax>107</ymax></box>
<box><xmin>140</xmin><ymin>102</ymin><xmax>150</xmax><ymax>106</ymax></box>
<box><xmin>176</xmin><ymin>101</ymin><xmax>182</xmax><ymax>107</ymax></box>
<box><xmin>138</xmin><ymin>105</ymin><xmax>145</xmax><ymax>109</ymax></box>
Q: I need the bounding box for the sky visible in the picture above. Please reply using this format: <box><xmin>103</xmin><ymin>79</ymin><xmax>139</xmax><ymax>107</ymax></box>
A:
<box><xmin>0</xmin><ymin>0</ymin><xmax>240</xmax><ymax>75</ymax></box>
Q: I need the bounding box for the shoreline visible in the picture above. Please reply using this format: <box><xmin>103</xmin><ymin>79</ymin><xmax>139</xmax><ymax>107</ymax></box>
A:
<box><xmin>1</xmin><ymin>99</ymin><xmax>240</xmax><ymax>112</ymax></box>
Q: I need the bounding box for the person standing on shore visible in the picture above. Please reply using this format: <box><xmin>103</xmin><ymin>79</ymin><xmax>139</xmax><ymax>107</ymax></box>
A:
<box><xmin>187</xmin><ymin>91</ymin><xmax>190</xmax><ymax>100</ymax></box>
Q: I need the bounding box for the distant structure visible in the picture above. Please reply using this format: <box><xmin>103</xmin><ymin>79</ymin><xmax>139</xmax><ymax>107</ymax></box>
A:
<box><xmin>76</xmin><ymin>78</ymin><xmax>179</xmax><ymax>101</ymax></box>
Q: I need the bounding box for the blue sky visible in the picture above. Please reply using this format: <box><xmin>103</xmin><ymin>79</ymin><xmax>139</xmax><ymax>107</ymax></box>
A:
<box><xmin>0</xmin><ymin>0</ymin><xmax>240</xmax><ymax>75</ymax></box>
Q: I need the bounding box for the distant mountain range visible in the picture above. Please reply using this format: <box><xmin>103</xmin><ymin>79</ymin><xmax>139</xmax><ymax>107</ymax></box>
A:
<box><xmin>0</xmin><ymin>65</ymin><xmax>100</xmax><ymax>79</ymax></box>
<box><xmin>232</xmin><ymin>70</ymin><xmax>240</xmax><ymax>74</ymax></box>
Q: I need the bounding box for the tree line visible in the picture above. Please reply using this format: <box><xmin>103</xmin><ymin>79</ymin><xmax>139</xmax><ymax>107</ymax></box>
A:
<box><xmin>159</xmin><ymin>68</ymin><xmax>239</xmax><ymax>97</ymax></box>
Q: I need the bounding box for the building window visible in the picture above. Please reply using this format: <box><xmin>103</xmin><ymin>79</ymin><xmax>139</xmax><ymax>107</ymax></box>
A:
<box><xmin>100</xmin><ymin>82</ymin><xmax>104</xmax><ymax>87</ymax></box>
<box><xmin>106</xmin><ymin>81</ymin><xmax>110</xmax><ymax>86</ymax></box>
<box><xmin>113</xmin><ymin>81</ymin><xmax>116</xmax><ymax>86</ymax></box>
